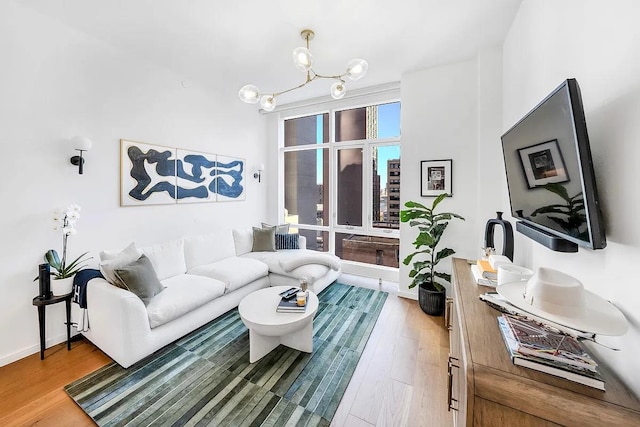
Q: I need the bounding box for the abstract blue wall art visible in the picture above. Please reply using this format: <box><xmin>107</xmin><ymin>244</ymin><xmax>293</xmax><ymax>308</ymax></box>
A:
<box><xmin>121</xmin><ymin>139</ymin><xmax>246</xmax><ymax>206</ymax></box>
<box><xmin>215</xmin><ymin>155</ymin><xmax>246</xmax><ymax>202</ymax></box>
<box><xmin>176</xmin><ymin>149</ymin><xmax>217</xmax><ymax>204</ymax></box>
<box><xmin>121</xmin><ymin>140</ymin><xmax>177</xmax><ymax>206</ymax></box>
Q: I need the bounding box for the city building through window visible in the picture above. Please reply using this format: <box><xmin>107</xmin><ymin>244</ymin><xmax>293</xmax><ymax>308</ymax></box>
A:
<box><xmin>282</xmin><ymin>101</ymin><xmax>400</xmax><ymax>269</ymax></box>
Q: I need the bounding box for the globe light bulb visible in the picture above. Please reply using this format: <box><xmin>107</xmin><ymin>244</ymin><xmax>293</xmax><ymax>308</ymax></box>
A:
<box><xmin>260</xmin><ymin>95</ymin><xmax>277</xmax><ymax>112</ymax></box>
<box><xmin>292</xmin><ymin>47</ymin><xmax>313</xmax><ymax>72</ymax></box>
<box><xmin>346</xmin><ymin>59</ymin><xmax>368</xmax><ymax>81</ymax></box>
<box><xmin>71</xmin><ymin>136</ymin><xmax>92</xmax><ymax>151</ymax></box>
<box><xmin>238</xmin><ymin>84</ymin><xmax>260</xmax><ymax>104</ymax></box>
<box><xmin>330</xmin><ymin>81</ymin><xmax>346</xmax><ymax>99</ymax></box>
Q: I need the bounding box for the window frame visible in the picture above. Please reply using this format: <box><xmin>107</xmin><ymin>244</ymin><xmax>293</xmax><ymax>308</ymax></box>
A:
<box><xmin>278</xmin><ymin>89</ymin><xmax>401</xmax><ymax>272</ymax></box>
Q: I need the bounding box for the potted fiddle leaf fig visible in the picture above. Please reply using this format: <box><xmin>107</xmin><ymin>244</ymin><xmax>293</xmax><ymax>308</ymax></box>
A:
<box><xmin>401</xmin><ymin>193</ymin><xmax>464</xmax><ymax>316</ymax></box>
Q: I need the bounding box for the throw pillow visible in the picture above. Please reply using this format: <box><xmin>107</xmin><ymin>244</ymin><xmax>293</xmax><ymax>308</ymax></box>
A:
<box><xmin>252</xmin><ymin>226</ymin><xmax>276</xmax><ymax>252</ymax></box>
<box><xmin>275</xmin><ymin>233</ymin><xmax>300</xmax><ymax>250</ymax></box>
<box><xmin>99</xmin><ymin>242</ymin><xmax>140</xmax><ymax>289</ymax></box>
<box><xmin>114</xmin><ymin>254</ymin><xmax>165</xmax><ymax>305</ymax></box>
<box><xmin>262</xmin><ymin>222</ymin><xmax>290</xmax><ymax>234</ymax></box>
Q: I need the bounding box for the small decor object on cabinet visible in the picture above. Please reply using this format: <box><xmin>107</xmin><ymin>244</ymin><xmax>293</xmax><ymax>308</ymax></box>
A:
<box><xmin>484</xmin><ymin>212</ymin><xmax>514</xmax><ymax>261</ymax></box>
<box><xmin>299</xmin><ymin>277</ymin><xmax>308</xmax><ymax>292</ymax></box>
<box><xmin>400</xmin><ymin>193</ymin><xmax>465</xmax><ymax>316</ymax></box>
<box><xmin>420</xmin><ymin>159</ymin><xmax>452</xmax><ymax>197</ymax></box>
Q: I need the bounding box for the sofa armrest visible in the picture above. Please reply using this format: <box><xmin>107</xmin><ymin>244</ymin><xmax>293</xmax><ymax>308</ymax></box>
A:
<box><xmin>83</xmin><ymin>278</ymin><xmax>151</xmax><ymax>366</ymax></box>
<box><xmin>298</xmin><ymin>235</ymin><xmax>307</xmax><ymax>250</ymax></box>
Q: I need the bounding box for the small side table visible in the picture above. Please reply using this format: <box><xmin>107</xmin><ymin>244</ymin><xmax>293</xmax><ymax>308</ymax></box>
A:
<box><xmin>32</xmin><ymin>293</ymin><xmax>72</xmax><ymax>360</ymax></box>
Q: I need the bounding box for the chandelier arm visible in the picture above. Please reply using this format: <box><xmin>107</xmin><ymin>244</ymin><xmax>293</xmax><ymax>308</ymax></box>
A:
<box><xmin>271</xmin><ymin>74</ymin><xmax>319</xmax><ymax>98</ymax></box>
<box><xmin>312</xmin><ymin>72</ymin><xmax>347</xmax><ymax>81</ymax></box>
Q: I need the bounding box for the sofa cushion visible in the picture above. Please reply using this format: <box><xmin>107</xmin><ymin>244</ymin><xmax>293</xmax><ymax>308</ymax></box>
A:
<box><xmin>114</xmin><ymin>255</ymin><xmax>165</xmax><ymax>305</ymax></box>
<box><xmin>233</xmin><ymin>228</ymin><xmax>253</xmax><ymax>256</ymax></box>
<box><xmin>140</xmin><ymin>238</ymin><xmax>187</xmax><ymax>281</ymax></box>
<box><xmin>146</xmin><ymin>274</ymin><xmax>226</xmax><ymax>328</ymax></box>
<box><xmin>99</xmin><ymin>242</ymin><xmax>141</xmax><ymax>289</ymax></box>
<box><xmin>275</xmin><ymin>233</ymin><xmax>299</xmax><ymax>250</ymax></box>
<box><xmin>252</xmin><ymin>226</ymin><xmax>276</xmax><ymax>252</ymax></box>
<box><xmin>183</xmin><ymin>230</ymin><xmax>236</xmax><ymax>270</ymax></box>
<box><xmin>188</xmin><ymin>256</ymin><xmax>268</xmax><ymax>292</ymax></box>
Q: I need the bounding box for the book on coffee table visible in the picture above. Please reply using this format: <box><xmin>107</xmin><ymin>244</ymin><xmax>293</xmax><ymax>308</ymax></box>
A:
<box><xmin>276</xmin><ymin>296</ymin><xmax>306</xmax><ymax>313</ymax></box>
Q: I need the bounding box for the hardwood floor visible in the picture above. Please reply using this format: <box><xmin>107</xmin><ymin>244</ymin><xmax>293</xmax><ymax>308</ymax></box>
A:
<box><xmin>0</xmin><ymin>283</ymin><xmax>452</xmax><ymax>427</ymax></box>
<box><xmin>0</xmin><ymin>339</ymin><xmax>111</xmax><ymax>426</ymax></box>
<box><xmin>331</xmin><ymin>282</ymin><xmax>452</xmax><ymax>427</ymax></box>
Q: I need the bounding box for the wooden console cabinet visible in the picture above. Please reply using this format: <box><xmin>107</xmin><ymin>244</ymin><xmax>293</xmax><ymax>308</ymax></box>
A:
<box><xmin>445</xmin><ymin>258</ymin><xmax>640</xmax><ymax>426</ymax></box>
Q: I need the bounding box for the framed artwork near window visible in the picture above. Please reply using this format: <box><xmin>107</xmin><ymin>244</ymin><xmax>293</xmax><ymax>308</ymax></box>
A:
<box><xmin>517</xmin><ymin>139</ymin><xmax>569</xmax><ymax>188</ymax></box>
<box><xmin>421</xmin><ymin>159</ymin><xmax>452</xmax><ymax>197</ymax></box>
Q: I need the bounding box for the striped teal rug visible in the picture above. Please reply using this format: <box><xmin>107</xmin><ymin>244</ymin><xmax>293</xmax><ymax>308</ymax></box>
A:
<box><xmin>65</xmin><ymin>283</ymin><xmax>387</xmax><ymax>426</ymax></box>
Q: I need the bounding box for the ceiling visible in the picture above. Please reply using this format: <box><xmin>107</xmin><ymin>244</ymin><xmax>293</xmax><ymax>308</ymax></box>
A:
<box><xmin>21</xmin><ymin>0</ymin><xmax>523</xmax><ymax>105</ymax></box>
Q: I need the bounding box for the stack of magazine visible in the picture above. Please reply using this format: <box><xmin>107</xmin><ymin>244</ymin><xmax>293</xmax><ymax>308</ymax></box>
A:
<box><xmin>497</xmin><ymin>314</ymin><xmax>605</xmax><ymax>390</ymax></box>
<box><xmin>276</xmin><ymin>288</ymin><xmax>307</xmax><ymax>313</ymax></box>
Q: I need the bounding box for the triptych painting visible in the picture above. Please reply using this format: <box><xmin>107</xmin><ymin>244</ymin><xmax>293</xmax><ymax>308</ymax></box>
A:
<box><xmin>120</xmin><ymin>139</ymin><xmax>245</xmax><ymax>206</ymax></box>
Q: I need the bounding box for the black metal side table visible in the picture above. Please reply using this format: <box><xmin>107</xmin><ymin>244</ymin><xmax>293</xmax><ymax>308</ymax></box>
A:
<box><xmin>32</xmin><ymin>293</ymin><xmax>72</xmax><ymax>360</ymax></box>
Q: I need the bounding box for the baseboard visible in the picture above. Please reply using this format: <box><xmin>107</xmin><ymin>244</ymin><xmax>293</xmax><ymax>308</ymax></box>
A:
<box><xmin>0</xmin><ymin>332</ymin><xmax>70</xmax><ymax>367</ymax></box>
<box><xmin>397</xmin><ymin>290</ymin><xmax>418</xmax><ymax>301</ymax></box>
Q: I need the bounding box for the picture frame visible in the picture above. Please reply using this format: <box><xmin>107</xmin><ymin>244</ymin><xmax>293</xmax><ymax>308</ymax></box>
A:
<box><xmin>120</xmin><ymin>139</ymin><xmax>177</xmax><ymax>206</ymax></box>
<box><xmin>420</xmin><ymin>159</ymin><xmax>452</xmax><ymax>197</ymax></box>
<box><xmin>120</xmin><ymin>139</ymin><xmax>246</xmax><ymax>206</ymax></box>
<box><xmin>517</xmin><ymin>139</ymin><xmax>569</xmax><ymax>189</ymax></box>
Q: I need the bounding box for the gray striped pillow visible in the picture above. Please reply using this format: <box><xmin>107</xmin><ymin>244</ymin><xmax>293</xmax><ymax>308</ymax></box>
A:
<box><xmin>275</xmin><ymin>233</ymin><xmax>299</xmax><ymax>250</ymax></box>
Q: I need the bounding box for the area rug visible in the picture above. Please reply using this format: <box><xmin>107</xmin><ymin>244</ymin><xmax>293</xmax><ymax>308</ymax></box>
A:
<box><xmin>65</xmin><ymin>283</ymin><xmax>387</xmax><ymax>426</ymax></box>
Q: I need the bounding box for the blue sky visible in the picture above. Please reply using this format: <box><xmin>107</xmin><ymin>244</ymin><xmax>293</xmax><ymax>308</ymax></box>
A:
<box><xmin>316</xmin><ymin>102</ymin><xmax>400</xmax><ymax>188</ymax></box>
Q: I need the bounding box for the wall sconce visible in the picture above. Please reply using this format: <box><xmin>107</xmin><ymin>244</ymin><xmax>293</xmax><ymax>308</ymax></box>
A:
<box><xmin>70</xmin><ymin>136</ymin><xmax>92</xmax><ymax>175</ymax></box>
<box><xmin>253</xmin><ymin>164</ymin><xmax>265</xmax><ymax>183</ymax></box>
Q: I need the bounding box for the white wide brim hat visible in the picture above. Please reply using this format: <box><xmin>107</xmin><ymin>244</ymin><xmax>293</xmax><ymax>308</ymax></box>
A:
<box><xmin>496</xmin><ymin>267</ymin><xmax>628</xmax><ymax>336</ymax></box>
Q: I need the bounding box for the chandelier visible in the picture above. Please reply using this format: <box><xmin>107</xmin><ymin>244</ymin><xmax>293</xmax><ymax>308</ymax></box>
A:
<box><xmin>238</xmin><ymin>29</ymin><xmax>368</xmax><ymax>111</ymax></box>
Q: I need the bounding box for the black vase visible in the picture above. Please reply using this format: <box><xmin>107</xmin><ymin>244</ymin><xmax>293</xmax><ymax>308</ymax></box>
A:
<box><xmin>484</xmin><ymin>211</ymin><xmax>514</xmax><ymax>261</ymax></box>
<box><xmin>418</xmin><ymin>283</ymin><xmax>446</xmax><ymax>316</ymax></box>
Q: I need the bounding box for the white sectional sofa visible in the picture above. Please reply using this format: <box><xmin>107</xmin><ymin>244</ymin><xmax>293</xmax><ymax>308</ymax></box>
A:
<box><xmin>81</xmin><ymin>227</ymin><xmax>341</xmax><ymax>368</ymax></box>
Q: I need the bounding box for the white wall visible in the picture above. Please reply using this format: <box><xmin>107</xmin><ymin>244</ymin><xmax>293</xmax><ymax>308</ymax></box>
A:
<box><xmin>399</xmin><ymin>49</ymin><xmax>504</xmax><ymax>298</ymax></box>
<box><xmin>0</xmin><ymin>2</ymin><xmax>268</xmax><ymax>365</ymax></box>
<box><xmin>502</xmin><ymin>0</ymin><xmax>640</xmax><ymax>395</ymax></box>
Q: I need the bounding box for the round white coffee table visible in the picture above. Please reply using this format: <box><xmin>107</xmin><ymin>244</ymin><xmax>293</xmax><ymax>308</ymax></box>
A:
<box><xmin>238</xmin><ymin>286</ymin><xmax>319</xmax><ymax>363</ymax></box>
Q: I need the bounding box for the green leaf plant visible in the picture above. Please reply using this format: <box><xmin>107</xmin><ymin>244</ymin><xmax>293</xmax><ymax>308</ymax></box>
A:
<box><xmin>45</xmin><ymin>248</ymin><xmax>91</xmax><ymax>280</ymax></box>
<box><xmin>400</xmin><ymin>193</ymin><xmax>465</xmax><ymax>292</ymax></box>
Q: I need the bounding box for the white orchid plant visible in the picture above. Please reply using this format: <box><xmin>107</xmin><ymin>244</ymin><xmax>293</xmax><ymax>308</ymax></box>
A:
<box><xmin>45</xmin><ymin>204</ymin><xmax>91</xmax><ymax>279</ymax></box>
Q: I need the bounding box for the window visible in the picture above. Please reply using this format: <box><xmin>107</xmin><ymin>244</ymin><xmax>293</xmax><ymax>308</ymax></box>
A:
<box><xmin>281</xmin><ymin>100</ymin><xmax>400</xmax><ymax>269</ymax></box>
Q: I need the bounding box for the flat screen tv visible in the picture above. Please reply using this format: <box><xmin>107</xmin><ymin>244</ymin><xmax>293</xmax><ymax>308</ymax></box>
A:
<box><xmin>501</xmin><ymin>78</ymin><xmax>606</xmax><ymax>251</ymax></box>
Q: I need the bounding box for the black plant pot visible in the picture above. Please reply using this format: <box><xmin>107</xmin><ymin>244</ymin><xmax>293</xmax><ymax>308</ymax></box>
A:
<box><xmin>418</xmin><ymin>283</ymin><xmax>446</xmax><ymax>316</ymax></box>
